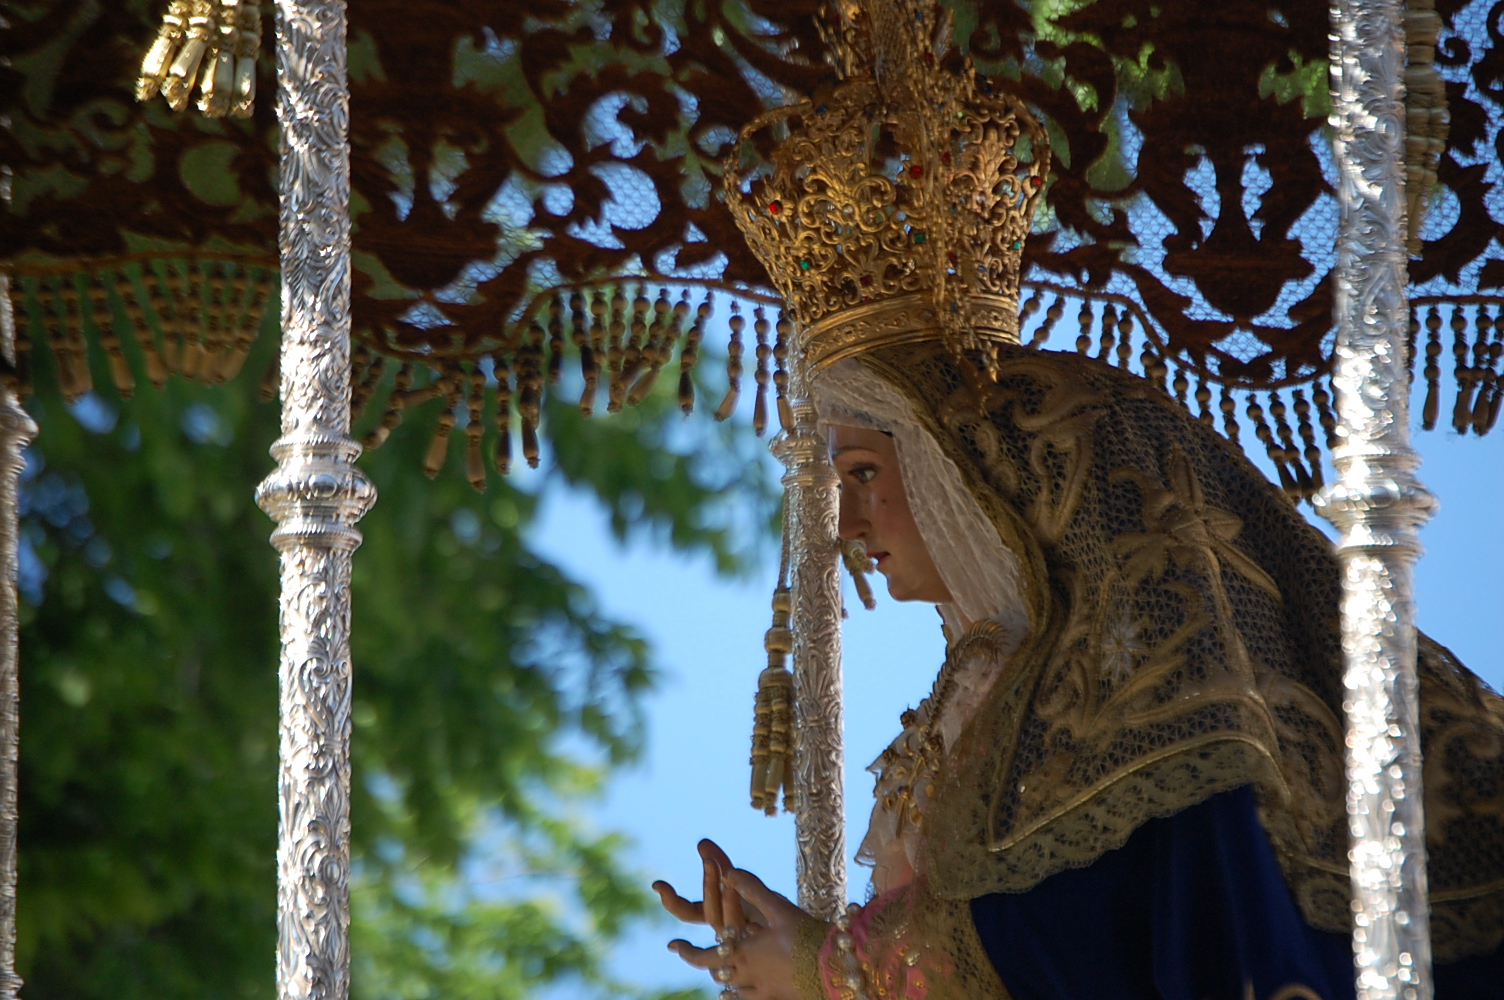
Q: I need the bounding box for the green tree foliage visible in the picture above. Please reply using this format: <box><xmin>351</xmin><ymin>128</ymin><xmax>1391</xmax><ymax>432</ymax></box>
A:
<box><xmin>16</xmin><ymin>325</ymin><xmax>774</xmax><ymax>998</ymax></box>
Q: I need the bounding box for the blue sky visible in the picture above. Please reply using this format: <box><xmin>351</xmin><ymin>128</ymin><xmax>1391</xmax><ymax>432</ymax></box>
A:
<box><xmin>520</xmin><ymin>403</ymin><xmax>1503</xmax><ymax>997</ymax></box>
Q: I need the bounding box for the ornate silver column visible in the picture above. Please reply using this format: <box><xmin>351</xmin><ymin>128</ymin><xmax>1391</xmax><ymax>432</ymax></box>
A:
<box><xmin>774</xmin><ymin>359</ymin><xmax>847</xmax><ymax>920</ymax></box>
<box><xmin>254</xmin><ymin>3</ymin><xmax>374</xmax><ymax>1000</ymax></box>
<box><xmin>0</xmin><ymin>263</ymin><xmax>36</xmax><ymax>1000</ymax></box>
<box><xmin>1317</xmin><ymin>0</ymin><xmax>1437</xmax><ymax>996</ymax></box>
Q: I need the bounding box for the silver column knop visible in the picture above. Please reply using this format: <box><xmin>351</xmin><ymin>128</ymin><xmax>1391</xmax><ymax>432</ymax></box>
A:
<box><xmin>255</xmin><ymin>3</ymin><xmax>374</xmax><ymax>1000</ymax></box>
<box><xmin>1318</xmin><ymin>0</ymin><xmax>1437</xmax><ymax>996</ymax></box>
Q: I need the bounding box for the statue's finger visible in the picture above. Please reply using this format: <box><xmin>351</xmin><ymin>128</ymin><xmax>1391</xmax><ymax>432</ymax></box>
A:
<box><xmin>725</xmin><ymin>869</ymin><xmax>804</xmax><ymax>924</ymax></box>
<box><xmin>667</xmin><ymin>939</ymin><xmax>720</xmax><ymax>971</ymax></box>
<box><xmin>699</xmin><ymin>838</ymin><xmax>735</xmax><ymax>873</ymax></box>
<box><xmin>652</xmin><ymin>881</ymin><xmax>706</xmax><ymax>924</ymax></box>
<box><xmin>702</xmin><ymin>856</ymin><xmax>724</xmax><ymax>931</ymax></box>
<box><xmin>722</xmin><ymin>876</ymin><xmax>748</xmax><ymax>935</ymax></box>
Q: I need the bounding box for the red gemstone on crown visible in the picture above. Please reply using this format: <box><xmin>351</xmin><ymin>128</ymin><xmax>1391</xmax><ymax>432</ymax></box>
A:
<box><xmin>909</xmin><ymin>165</ymin><xmax>923</xmax><ymax>178</ymax></box>
<box><xmin>768</xmin><ymin>200</ymin><xmax>782</xmax><ymax>214</ymax></box>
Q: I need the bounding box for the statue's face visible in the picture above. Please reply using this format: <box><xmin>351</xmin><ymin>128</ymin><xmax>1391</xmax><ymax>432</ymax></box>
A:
<box><xmin>830</xmin><ymin>424</ymin><xmax>953</xmax><ymax>606</ymax></box>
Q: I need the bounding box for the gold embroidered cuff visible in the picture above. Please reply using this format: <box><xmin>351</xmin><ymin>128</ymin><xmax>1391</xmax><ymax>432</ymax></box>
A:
<box><xmin>793</xmin><ymin>916</ymin><xmax>834</xmax><ymax>1000</ymax></box>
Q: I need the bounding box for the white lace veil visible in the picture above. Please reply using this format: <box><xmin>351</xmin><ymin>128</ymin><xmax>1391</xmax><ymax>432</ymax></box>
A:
<box><xmin>815</xmin><ymin>359</ymin><xmax>1030</xmax><ymax>891</ymax></box>
<box><xmin>812</xmin><ymin>359</ymin><xmax>1029</xmax><ymax>642</ymax></box>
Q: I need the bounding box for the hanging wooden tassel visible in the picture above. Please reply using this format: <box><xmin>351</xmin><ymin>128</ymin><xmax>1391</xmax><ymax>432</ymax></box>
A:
<box><xmin>89</xmin><ymin>273</ymin><xmax>136</xmax><ymax>398</ymax></box>
<box><xmin>222</xmin><ymin>266</ymin><xmax>272</xmax><ymax>382</ymax></box>
<box><xmin>363</xmin><ymin>362</ymin><xmax>411</xmax><ymax>448</ymax></box>
<box><xmin>568</xmin><ymin>292</ymin><xmax>593</xmax><ymax>414</ymax></box>
<box><xmin>201</xmin><ymin>262</ymin><xmax>233</xmax><ymax>381</ymax></box>
<box><xmin>1142</xmin><ymin>341</ymin><xmax>1168</xmax><ymax>393</ymax></box>
<box><xmin>116</xmin><ymin>272</ymin><xmax>169</xmax><ymax>389</ymax></box>
<box><xmin>1170</xmin><ymin>364</ymin><xmax>1190</xmax><ymax>410</ymax></box>
<box><xmin>679</xmin><ymin>295</ymin><xmax>708</xmax><ymax>415</ymax></box>
<box><xmin>1018</xmin><ymin>294</ymin><xmax>1041</xmax><ymax>347</ymax></box>
<box><xmin>1268</xmin><ymin>391</ymin><xmax>1312</xmax><ymax>498</ymax></box>
<box><xmin>1248</xmin><ymin>393</ymin><xmax>1299</xmax><ymax>499</ymax></box>
<box><xmin>1422</xmin><ymin>306</ymin><xmax>1442</xmax><ymax>429</ymax></box>
<box><xmin>546</xmin><ymin>296</ymin><xmax>565</xmax><ymax>387</ymax></box>
<box><xmin>1075</xmin><ymin>301</ymin><xmax>1093</xmax><ymax>355</ymax></box>
<box><xmin>1194</xmin><ymin>377</ymin><xmax>1214</xmax><ymax>427</ymax></box>
<box><xmin>1219</xmin><ymin>384</ymin><xmax>1240</xmax><ymax>445</ymax></box>
<box><xmin>1032</xmin><ymin>297</ymin><xmax>1064</xmax><ymax>348</ymax></box>
<box><xmin>494</xmin><ymin>355</ymin><xmax>514</xmax><ymax>475</ymax></box>
<box><xmin>1097</xmin><ymin>304</ymin><xmax>1117</xmax><ymax>361</ymax></box>
<box><xmin>52</xmin><ymin>279</ymin><xmax>93</xmax><ymax>401</ymax></box>
<box><xmin>1451</xmin><ymin>305</ymin><xmax>1474</xmax><ymax>432</ymax></box>
<box><xmin>626</xmin><ymin>288</ymin><xmax>675</xmax><ymax>407</ymax></box>
<box><xmin>752</xmin><ymin>306</ymin><xmax>771</xmax><ymax>436</ymax></box>
<box><xmin>149</xmin><ymin>266</ymin><xmax>184</xmax><ymax>372</ymax></box>
<box><xmin>258</xmin><ymin>352</ymin><xmax>280</xmax><ymax>402</ymax></box>
<box><xmin>715</xmin><ymin>301</ymin><xmax>744</xmax><ymax>422</ymax></box>
<box><xmin>518</xmin><ymin>325</ymin><xmax>545</xmax><ymax>467</ymax></box>
<box><xmin>580</xmin><ymin>289</ymin><xmax>607</xmax><ymax>415</ymax></box>
<box><xmin>774</xmin><ymin>313</ymin><xmax>794</xmax><ymax>433</ymax></box>
<box><xmin>1116</xmin><ymin>311</ymin><xmax>1135</xmax><ymax>369</ymax></box>
<box><xmin>750</xmin><ymin>586</ymin><xmax>794</xmax><ymax>815</ymax></box>
<box><xmin>607</xmin><ymin>288</ymin><xmax>646</xmax><ymax>412</ymax></box>
<box><xmin>1292</xmin><ymin>389</ymin><xmax>1323</xmax><ymax>491</ymax></box>
<box><xmin>1312</xmin><ymin>378</ymin><xmax>1340</xmax><ymax>450</ymax></box>
<box><xmin>423</xmin><ymin>372</ymin><xmax>463</xmax><ymax>479</ymax></box>
<box><xmin>181</xmin><ymin>262</ymin><xmax>208</xmax><ymax>380</ymax></box>
<box><xmin>350</xmin><ymin>346</ymin><xmax>384</xmax><ymax>420</ymax></box>
<box><xmin>1477</xmin><ymin>311</ymin><xmax>1504</xmax><ymax>435</ymax></box>
<box><xmin>465</xmin><ymin>366</ymin><xmax>487</xmax><ymax>492</ymax></box>
<box><xmin>1468</xmin><ymin>306</ymin><xmax>1495</xmax><ymax>434</ymax></box>
<box><xmin>606</xmin><ymin>287</ymin><xmax>627</xmax><ymax>380</ymax></box>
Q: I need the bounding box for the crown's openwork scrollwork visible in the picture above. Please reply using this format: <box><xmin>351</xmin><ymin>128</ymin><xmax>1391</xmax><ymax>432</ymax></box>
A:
<box><xmin>724</xmin><ymin>0</ymin><xmax>1050</xmax><ymax>373</ymax></box>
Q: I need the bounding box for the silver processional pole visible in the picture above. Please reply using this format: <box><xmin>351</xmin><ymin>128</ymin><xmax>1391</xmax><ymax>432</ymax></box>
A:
<box><xmin>0</xmin><ymin>256</ymin><xmax>37</xmax><ymax>1000</ymax></box>
<box><xmin>777</xmin><ymin>361</ymin><xmax>847</xmax><ymax>920</ymax></box>
<box><xmin>1319</xmin><ymin>0</ymin><xmax>1437</xmax><ymax>996</ymax></box>
<box><xmin>255</xmin><ymin>2</ymin><xmax>374</xmax><ymax>999</ymax></box>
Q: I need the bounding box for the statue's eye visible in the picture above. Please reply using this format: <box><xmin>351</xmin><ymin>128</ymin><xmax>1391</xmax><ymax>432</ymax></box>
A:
<box><xmin>849</xmin><ymin>464</ymin><xmax>878</xmax><ymax>485</ymax></box>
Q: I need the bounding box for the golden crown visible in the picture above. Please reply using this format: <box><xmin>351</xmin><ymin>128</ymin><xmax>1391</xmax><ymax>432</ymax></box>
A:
<box><xmin>724</xmin><ymin>0</ymin><xmax>1051</xmax><ymax>372</ymax></box>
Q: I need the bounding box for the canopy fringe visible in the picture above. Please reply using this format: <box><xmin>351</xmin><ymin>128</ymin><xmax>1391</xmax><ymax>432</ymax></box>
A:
<box><xmin>8</xmin><ymin>261</ymin><xmax>1498</xmax><ymax>497</ymax></box>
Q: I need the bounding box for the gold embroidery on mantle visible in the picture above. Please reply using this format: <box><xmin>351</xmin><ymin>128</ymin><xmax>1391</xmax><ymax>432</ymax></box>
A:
<box><xmin>846</xmin><ymin>341</ymin><xmax>1504</xmax><ymax>964</ymax></box>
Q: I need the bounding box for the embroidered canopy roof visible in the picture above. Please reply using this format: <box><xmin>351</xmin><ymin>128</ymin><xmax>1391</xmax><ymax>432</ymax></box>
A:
<box><xmin>2</xmin><ymin>0</ymin><xmax>1501</xmax><ymax>489</ymax></box>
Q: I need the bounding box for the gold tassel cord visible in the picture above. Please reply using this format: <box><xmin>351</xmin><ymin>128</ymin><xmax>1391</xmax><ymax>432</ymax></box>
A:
<box><xmin>1404</xmin><ymin>0</ymin><xmax>1450</xmax><ymax>255</ymax></box>
<box><xmin>750</xmin><ymin>586</ymin><xmax>794</xmax><ymax>815</ymax></box>
<box><xmin>138</xmin><ymin>0</ymin><xmax>262</xmax><ymax>119</ymax></box>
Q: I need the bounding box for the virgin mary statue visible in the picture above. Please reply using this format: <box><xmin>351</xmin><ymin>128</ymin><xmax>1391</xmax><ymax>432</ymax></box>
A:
<box><xmin>652</xmin><ymin>1</ymin><xmax>1504</xmax><ymax>998</ymax></box>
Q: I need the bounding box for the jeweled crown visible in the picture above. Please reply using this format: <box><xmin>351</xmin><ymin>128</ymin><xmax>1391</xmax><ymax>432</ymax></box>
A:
<box><xmin>724</xmin><ymin>0</ymin><xmax>1051</xmax><ymax>372</ymax></box>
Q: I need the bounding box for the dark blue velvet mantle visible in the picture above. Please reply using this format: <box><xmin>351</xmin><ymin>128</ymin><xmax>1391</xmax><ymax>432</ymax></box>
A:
<box><xmin>967</xmin><ymin>786</ymin><xmax>1504</xmax><ymax>1000</ymax></box>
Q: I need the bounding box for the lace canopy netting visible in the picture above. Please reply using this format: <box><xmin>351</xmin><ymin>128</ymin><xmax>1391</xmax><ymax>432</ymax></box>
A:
<box><xmin>3</xmin><ymin>0</ymin><xmax>1503</xmax><ymax>488</ymax></box>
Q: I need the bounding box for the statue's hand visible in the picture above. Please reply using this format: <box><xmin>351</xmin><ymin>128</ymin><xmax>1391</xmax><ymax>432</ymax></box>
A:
<box><xmin>655</xmin><ymin>839</ymin><xmax>807</xmax><ymax>1000</ymax></box>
